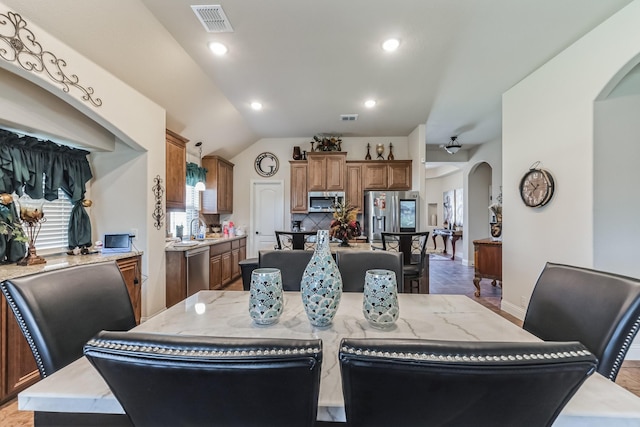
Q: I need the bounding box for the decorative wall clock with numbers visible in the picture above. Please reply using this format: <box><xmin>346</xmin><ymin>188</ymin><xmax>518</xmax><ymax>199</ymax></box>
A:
<box><xmin>519</xmin><ymin>163</ymin><xmax>555</xmax><ymax>208</ymax></box>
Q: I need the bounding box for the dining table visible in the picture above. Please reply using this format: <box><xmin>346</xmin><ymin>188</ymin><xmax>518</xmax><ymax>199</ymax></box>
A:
<box><xmin>19</xmin><ymin>291</ymin><xmax>640</xmax><ymax>425</ymax></box>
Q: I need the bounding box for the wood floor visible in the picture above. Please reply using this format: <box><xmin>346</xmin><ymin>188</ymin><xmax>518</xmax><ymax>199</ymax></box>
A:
<box><xmin>1</xmin><ymin>254</ymin><xmax>639</xmax><ymax>426</ymax></box>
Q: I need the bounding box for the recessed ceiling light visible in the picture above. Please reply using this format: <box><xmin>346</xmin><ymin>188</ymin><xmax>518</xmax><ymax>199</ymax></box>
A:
<box><xmin>208</xmin><ymin>42</ymin><xmax>228</xmax><ymax>55</ymax></box>
<box><xmin>364</xmin><ymin>99</ymin><xmax>376</xmax><ymax>108</ymax></box>
<box><xmin>251</xmin><ymin>102</ymin><xmax>263</xmax><ymax>111</ymax></box>
<box><xmin>382</xmin><ymin>38</ymin><xmax>400</xmax><ymax>52</ymax></box>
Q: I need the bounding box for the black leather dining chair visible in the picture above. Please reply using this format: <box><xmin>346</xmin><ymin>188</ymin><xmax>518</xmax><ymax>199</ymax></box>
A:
<box><xmin>84</xmin><ymin>331</ymin><xmax>323</xmax><ymax>427</ymax></box>
<box><xmin>339</xmin><ymin>338</ymin><xmax>597</xmax><ymax>427</ymax></box>
<box><xmin>523</xmin><ymin>262</ymin><xmax>640</xmax><ymax>381</ymax></box>
<box><xmin>336</xmin><ymin>251</ymin><xmax>403</xmax><ymax>292</ymax></box>
<box><xmin>258</xmin><ymin>249</ymin><xmax>314</xmax><ymax>291</ymax></box>
<box><xmin>0</xmin><ymin>261</ymin><xmax>136</xmax><ymax>378</ymax></box>
<box><xmin>274</xmin><ymin>230</ymin><xmax>317</xmax><ymax>250</ymax></box>
<box><xmin>381</xmin><ymin>231</ymin><xmax>429</xmax><ymax>293</ymax></box>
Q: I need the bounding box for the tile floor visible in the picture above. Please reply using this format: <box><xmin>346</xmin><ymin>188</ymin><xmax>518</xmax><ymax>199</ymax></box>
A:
<box><xmin>1</xmin><ymin>254</ymin><xmax>638</xmax><ymax>426</ymax></box>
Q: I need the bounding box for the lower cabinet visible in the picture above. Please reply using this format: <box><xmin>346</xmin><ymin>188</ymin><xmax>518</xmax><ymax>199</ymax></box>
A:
<box><xmin>210</xmin><ymin>237</ymin><xmax>246</xmax><ymax>290</ymax></box>
<box><xmin>0</xmin><ymin>254</ymin><xmax>142</xmax><ymax>404</ymax></box>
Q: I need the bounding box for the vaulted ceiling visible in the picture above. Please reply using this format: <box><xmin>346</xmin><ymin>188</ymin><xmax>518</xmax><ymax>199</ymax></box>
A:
<box><xmin>1</xmin><ymin>0</ymin><xmax>634</xmax><ymax>158</ymax></box>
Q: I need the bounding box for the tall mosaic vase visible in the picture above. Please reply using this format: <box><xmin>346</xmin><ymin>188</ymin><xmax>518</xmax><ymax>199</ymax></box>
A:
<box><xmin>301</xmin><ymin>230</ymin><xmax>342</xmax><ymax>327</ymax></box>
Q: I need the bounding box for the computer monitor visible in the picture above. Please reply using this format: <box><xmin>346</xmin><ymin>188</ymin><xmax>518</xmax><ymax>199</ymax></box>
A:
<box><xmin>102</xmin><ymin>234</ymin><xmax>131</xmax><ymax>254</ymax></box>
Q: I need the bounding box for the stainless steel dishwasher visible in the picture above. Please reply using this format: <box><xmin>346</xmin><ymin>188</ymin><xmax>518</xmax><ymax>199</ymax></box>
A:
<box><xmin>185</xmin><ymin>246</ymin><xmax>210</xmax><ymax>297</ymax></box>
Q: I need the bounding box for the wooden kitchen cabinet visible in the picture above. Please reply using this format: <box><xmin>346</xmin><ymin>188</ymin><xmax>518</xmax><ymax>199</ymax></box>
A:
<box><xmin>201</xmin><ymin>155</ymin><xmax>234</xmax><ymax>214</ymax></box>
<box><xmin>346</xmin><ymin>163</ymin><xmax>364</xmax><ymax>210</ymax></box>
<box><xmin>116</xmin><ymin>255</ymin><xmax>142</xmax><ymax>325</ymax></box>
<box><xmin>0</xmin><ymin>255</ymin><xmax>143</xmax><ymax>404</ymax></box>
<box><xmin>387</xmin><ymin>160</ymin><xmax>412</xmax><ymax>189</ymax></box>
<box><xmin>1</xmin><ymin>297</ymin><xmax>38</xmax><ymax>403</ymax></box>
<box><xmin>165</xmin><ymin>129</ymin><xmax>188</xmax><ymax>210</ymax></box>
<box><xmin>290</xmin><ymin>161</ymin><xmax>308</xmax><ymax>213</ymax></box>
<box><xmin>473</xmin><ymin>239</ymin><xmax>502</xmax><ymax>297</ymax></box>
<box><xmin>307</xmin><ymin>152</ymin><xmax>346</xmax><ymax>191</ymax></box>
<box><xmin>209</xmin><ymin>237</ymin><xmax>246</xmax><ymax>290</ymax></box>
<box><xmin>360</xmin><ymin>160</ymin><xmax>412</xmax><ymax>190</ymax></box>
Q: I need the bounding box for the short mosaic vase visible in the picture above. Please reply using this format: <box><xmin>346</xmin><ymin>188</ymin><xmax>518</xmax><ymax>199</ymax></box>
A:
<box><xmin>300</xmin><ymin>230</ymin><xmax>342</xmax><ymax>327</ymax></box>
<box><xmin>249</xmin><ymin>268</ymin><xmax>284</xmax><ymax>325</ymax></box>
<box><xmin>363</xmin><ymin>269</ymin><xmax>399</xmax><ymax>328</ymax></box>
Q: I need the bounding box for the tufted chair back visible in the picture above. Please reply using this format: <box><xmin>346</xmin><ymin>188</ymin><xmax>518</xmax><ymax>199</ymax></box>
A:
<box><xmin>339</xmin><ymin>338</ymin><xmax>597</xmax><ymax>427</ymax></box>
<box><xmin>84</xmin><ymin>331</ymin><xmax>322</xmax><ymax>427</ymax></box>
<box><xmin>523</xmin><ymin>262</ymin><xmax>640</xmax><ymax>380</ymax></box>
<box><xmin>1</xmin><ymin>261</ymin><xmax>136</xmax><ymax>378</ymax></box>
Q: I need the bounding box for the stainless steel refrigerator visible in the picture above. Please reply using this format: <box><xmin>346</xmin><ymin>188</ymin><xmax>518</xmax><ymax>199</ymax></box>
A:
<box><xmin>363</xmin><ymin>191</ymin><xmax>420</xmax><ymax>243</ymax></box>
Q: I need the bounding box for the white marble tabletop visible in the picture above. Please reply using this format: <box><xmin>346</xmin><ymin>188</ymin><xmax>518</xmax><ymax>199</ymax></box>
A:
<box><xmin>19</xmin><ymin>291</ymin><xmax>640</xmax><ymax>424</ymax></box>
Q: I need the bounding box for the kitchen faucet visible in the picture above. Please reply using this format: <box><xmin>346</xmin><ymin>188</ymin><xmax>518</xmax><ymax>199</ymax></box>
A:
<box><xmin>190</xmin><ymin>217</ymin><xmax>207</xmax><ymax>239</ymax></box>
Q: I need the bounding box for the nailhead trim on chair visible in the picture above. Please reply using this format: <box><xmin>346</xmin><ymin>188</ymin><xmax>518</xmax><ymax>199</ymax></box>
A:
<box><xmin>86</xmin><ymin>338</ymin><xmax>321</xmax><ymax>358</ymax></box>
<box><xmin>340</xmin><ymin>345</ymin><xmax>592</xmax><ymax>363</ymax></box>
<box><xmin>610</xmin><ymin>317</ymin><xmax>640</xmax><ymax>380</ymax></box>
<box><xmin>1</xmin><ymin>282</ymin><xmax>48</xmax><ymax>377</ymax></box>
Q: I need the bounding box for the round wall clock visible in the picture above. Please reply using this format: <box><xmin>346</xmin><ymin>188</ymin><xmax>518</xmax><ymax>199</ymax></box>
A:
<box><xmin>254</xmin><ymin>152</ymin><xmax>279</xmax><ymax>177</ymax></box>
<box><xmin>519</xmin><ymin>167</ymin><xmax>555</xmax><ymax>208</ymax></box>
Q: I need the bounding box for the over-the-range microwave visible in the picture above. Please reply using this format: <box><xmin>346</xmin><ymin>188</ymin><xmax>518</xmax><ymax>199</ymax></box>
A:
<box><xmin>308</xmin><ymin>191</ymin><xmax>345</xmax><ymax>212</ymax></box>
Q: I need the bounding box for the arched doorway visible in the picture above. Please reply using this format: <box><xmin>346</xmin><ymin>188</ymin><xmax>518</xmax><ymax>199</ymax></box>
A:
<box><xmin>465</xmin><ymin>162</ymin><xmax>493</xmax><ymax>265</ymax></box>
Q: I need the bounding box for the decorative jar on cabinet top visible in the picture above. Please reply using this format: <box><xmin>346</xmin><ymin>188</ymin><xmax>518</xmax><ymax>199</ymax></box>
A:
<box><xmin>300</xmin><ymin>230</ymin><xmax>342</xmax><ymax>327</ymax></box>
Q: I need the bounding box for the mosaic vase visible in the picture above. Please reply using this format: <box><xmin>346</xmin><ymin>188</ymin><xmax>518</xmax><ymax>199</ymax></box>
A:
<box><xmin>363</xmin><ymin>269</ymin><xmax>399</xmax><ymax>328</ymax></box>
<box><xmin>300</xmin><ymin>230</ymin><xmax>342</xmax><ymax>327</ymax></box>
<box><xmin>249</xmin><ymin>268</ymin><xmax>284</xmax><ymax>325</ymax></box>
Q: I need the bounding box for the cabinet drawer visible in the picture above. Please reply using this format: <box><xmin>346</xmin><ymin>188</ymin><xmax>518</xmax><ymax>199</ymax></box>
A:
<box><xmin>210</xmin><ymin>242</ymin><xmax>232</xmax><ymax>256</ymax></box>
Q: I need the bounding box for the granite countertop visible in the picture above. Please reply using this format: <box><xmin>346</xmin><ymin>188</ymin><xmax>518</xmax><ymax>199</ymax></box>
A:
<box><xmin>165</xmin><ymin>235</ymin><xmax>247</xmax><ymax>252</ymax></box>
<box><xmin>0</xmin><ymin>251</ymin><xmax>143</xmax><ymax>281</ymax></box>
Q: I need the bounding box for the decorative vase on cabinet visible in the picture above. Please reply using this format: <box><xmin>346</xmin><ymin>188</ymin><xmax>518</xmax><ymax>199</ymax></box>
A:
<box><xmin>300</xmin><ymin>230</ymin><xmax>342</xmax><ymax>327</ymax></box>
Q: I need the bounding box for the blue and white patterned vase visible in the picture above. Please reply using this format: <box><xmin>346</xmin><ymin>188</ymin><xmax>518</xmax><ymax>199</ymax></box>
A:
<box><xmin>363</xmin><ymin>269</ymin><xmax>399</xmax><ymax>328</ymax></box>
<box><xmin>249</xmin><ymin>268</ymin><xmax>284</xmax><ymax>325</ymax></box>
<box><xmin>300</xmin><ymin>230</ymin><xmax>342</xmax><ymax>327</ymax></box>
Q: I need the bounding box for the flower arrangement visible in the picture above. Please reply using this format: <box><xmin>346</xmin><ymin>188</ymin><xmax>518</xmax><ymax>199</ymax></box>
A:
<box><xmin>311</xmin><ymin>135</ymin><xmax>342</xmax><ymax>152</ymax></box>
<box><xmin>330</xmin><ymin>200</ymin><xmax>361</xmax><ymax>246</ymax></box>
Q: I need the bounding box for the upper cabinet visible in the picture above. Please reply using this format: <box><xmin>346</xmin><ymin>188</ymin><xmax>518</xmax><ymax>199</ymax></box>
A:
<box><xmin>165</xmin><ymin>129</ymin><xmax>187</xmax><ymax>210</ymax></box>
<box><xmin>201</xmin><ymin>155</ymin><xmax>234</xmax><ymax>214</ymax></box>
<box><xmin>307</xmin><ymin>152</ymin><xmax>346</xmax><ymax>191</ymax></box>
<box><xmin>346</xmin><ymin>163</ymin><xmax>364</xmax><ymax>210</ymax></box>
<box><xmin>359</xmin><ymin>160</ymin><xmax>412</xmax><ymax>190</ymax></box>
<box><xmin>290</xmin><ymin>161</ymin><xmax>308</xmax><ymax>213</ymax></box>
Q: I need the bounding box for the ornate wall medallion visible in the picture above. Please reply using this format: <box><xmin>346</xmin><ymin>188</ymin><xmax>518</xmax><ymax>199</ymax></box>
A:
<box><xmin>254</xmin><ymin>152</ymin><xmax>279</xmax><ymax>177</ymax></box>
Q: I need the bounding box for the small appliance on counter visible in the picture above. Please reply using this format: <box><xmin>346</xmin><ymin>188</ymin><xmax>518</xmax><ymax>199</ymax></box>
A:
<box><xmin>102</xmin><ymin>233</ymin><xmax>132</xmax><ymax>254</ymax></box>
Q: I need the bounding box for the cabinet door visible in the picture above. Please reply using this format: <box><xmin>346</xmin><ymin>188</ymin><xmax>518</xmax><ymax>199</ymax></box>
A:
<box><xmin>165</xmin><ymin>129</ymin><xmax>187</xmax><ymax>210</ymax></box>
<box><xmin>307</xmin><ymin>155</ymin><xmax>326</xmax><ymax>191</ymax></box>
<box><xmin>290</xmin><ymin>162</ymin><xmax>308</xmax><ymax>212</ymax></box>
<box><xmin>116</xmin><ymin>256</ymin><xmax>142</xmax><ymax>324</ymax></box>
<box><xmin>2</xmin><ymin>297</ymin><xmax>38</xmax><ymax>402</ymax></box>
<box><xmin>325</xmin><ymin>155</ymin><xmax>345</xmax><ymax>191</ymax></box>
<box><xmin>221</xmin><ymin>252</ymin><xmax>232</xmax><ymax>285</ymax></box>
<box><xmin>346</xmin><ymin>164</ymin><xmax>363</xmax><ymax>210</ymax></box>
<box><xmin>363</xmin><ymin>163</ymin><xmax>388</xmax><ymax>189</ymax></box>
<box><xmin>210</xmin><ymin>255</ymin><xmax>222</xmax><ymax>290</ymax></box>
<box><xmin>221</xmin><ymin>162</ymin><xmax>234</xmax><ymax>213</ymax></box>
<box><xmin>231</xmin><ymin>249</ymin><xmax>240</xmax><ymax>279</ymax></box>
<box><xmin>388</xmin><ymin>161</ymin><xmax>412</xmax><ymax>190</ymax></box>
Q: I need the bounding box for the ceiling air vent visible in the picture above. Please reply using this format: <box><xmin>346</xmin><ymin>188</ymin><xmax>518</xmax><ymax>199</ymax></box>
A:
<box><xmin>340</xmin><ymin>114</ymin><xmax>359</xmax><ymax>121</ymax></box>
<box><xmin>191</xmin><ymin>5</ymin><xmax>234</xmax><ymax>33</ymax></box>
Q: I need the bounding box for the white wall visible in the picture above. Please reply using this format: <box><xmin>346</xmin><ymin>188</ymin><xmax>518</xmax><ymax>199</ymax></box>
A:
<box><xmin>594</xmin><ymin>94</ymin><xmax>640</xmax><ymax>276</ymax></box>
<box><xmin>0</xmin><ymin>1</ymin><xmax>167</xmax><ymax>319</ymax></box>
<box><xmin>230</xmin><ymin>136</ymin><xmax>410</xmax><ymax>257</ymax></box>
<box><xmin>501</xmin><ymin>0</ymin><xmax>640</xmax><ymax>336</ymax></box>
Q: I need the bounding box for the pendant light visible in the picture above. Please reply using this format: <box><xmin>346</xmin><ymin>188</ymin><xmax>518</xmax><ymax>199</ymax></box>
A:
<box><xmin>444</xmin><ymin>136</ymin><xmax>462</xmax><ymax>154</ymax></box>
<box><xmin>194</xmin><ymin>142</ymin><xmax>205</xmax><ymax>191</ymax></box>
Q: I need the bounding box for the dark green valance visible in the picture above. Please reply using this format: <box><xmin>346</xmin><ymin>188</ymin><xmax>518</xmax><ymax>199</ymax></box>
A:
<box><xmin>186</xmin><ymin>162</ymin><xmax>207</xmax><ymax>187</ymax></box>
<box><xmin>0</xmin><ymin>128</ymin><xmax>94</xmax><ymax>256</ymax></box>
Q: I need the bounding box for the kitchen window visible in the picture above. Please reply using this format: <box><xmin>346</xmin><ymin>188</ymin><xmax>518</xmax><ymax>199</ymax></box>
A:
<box><xmin>169</xmin><ymin>185</ymin><xmax>200</xmax><ymax>239</ymax></box>
<box><xmin>13</xmin><ymin>188</ymin><xmax>73</xmax><ymax>254</ymax></box>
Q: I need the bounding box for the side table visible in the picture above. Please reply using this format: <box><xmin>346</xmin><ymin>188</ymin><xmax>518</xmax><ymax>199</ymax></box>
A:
<box><xmin>472</xmin><ymin>239</ymin><xmax>502</xmax><ymax>297</ymax></box>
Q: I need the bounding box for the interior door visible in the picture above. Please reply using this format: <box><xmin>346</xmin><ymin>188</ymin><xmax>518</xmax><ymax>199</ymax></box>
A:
<box><xmin>251</xmin><ymin>180</ymin><xmax>284</xmax><ymax>258</ymax></box>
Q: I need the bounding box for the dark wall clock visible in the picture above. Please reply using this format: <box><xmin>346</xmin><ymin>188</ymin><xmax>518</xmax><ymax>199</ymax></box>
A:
<box><xmin>519</xmin><ymin>166</ymin><xmax>555</xmax><ymax>208</ymax></box>
<box><xmin>254</xmin><ymin>152</ymin><xmax>279</xmax><ymax>177</ymax></box>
